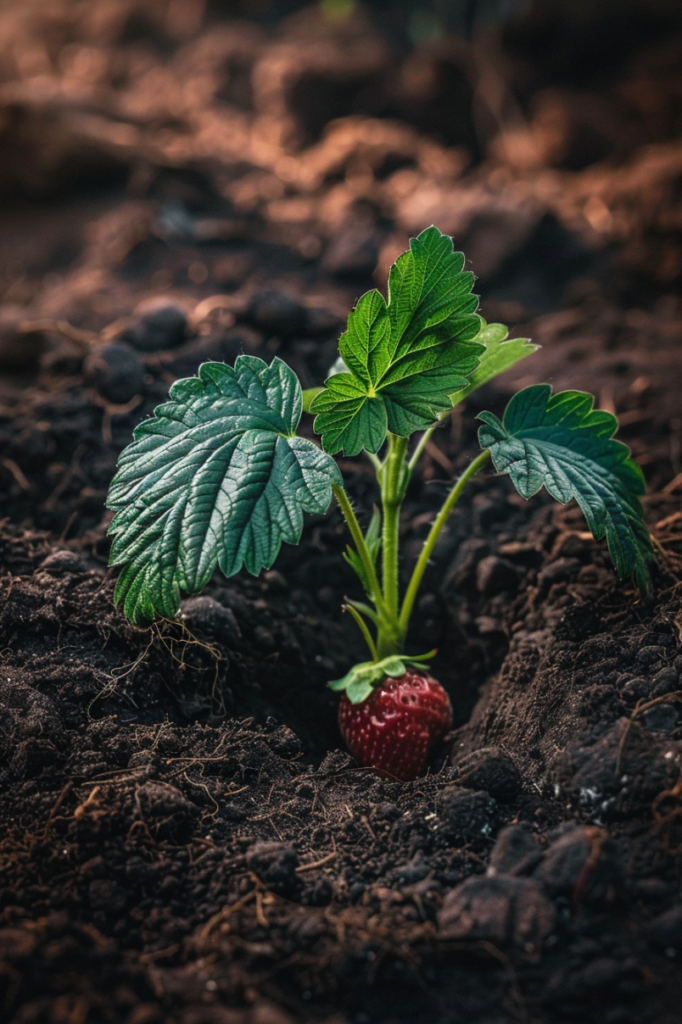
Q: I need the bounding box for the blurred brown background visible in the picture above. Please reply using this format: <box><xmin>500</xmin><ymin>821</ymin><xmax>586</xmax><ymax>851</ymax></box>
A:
<box><xmin>1</xmin><ymin>0</ymin><xmax>682</xmax><ymax>535</ymax></box>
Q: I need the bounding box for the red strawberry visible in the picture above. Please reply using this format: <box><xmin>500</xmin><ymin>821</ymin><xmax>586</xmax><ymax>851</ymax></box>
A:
<box><xmin>338</xmin><ymin>670</ymin><xmax>452</xmax><ymax>782</ymax></box>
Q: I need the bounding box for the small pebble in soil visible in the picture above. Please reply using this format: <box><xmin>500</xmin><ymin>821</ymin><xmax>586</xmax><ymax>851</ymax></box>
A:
<box><xmin>122</xmin><ymin>297</ymin><xmax>189</xmax><ymax>351</ymax></box>
<box><xmin>84</xmin><ymin>342</ymin><xmax>144</xmax><ymax>404</ymax></box>
<box><xmin>533</xmin><ymin>826</ymin><xmax>621</xmax><ymax>903</ymax></box>
<box><xmin>180</xmin><ymin>596</ymin><xmax>241</xmax><ymax>646</ymax></box>
<box><xmin>641</xmin><ymin>703</ymin><xmax>678</xmax><ymax>733</ymax></box>
<box><xmin>246</xmin><ymin>289</ymin><xmax>307</xmax><ymax>338</ymax></box>
<box><xmin>488</xmin><ymin>825</ymin><xmax>542</xmax><ymax>876</ymax></box>
<box><xmin>438</xmin><ymin>875</ymin><xmax>555</xmax><ymax>954</ymax></box>
<box><xmin>651</xmin><ymin>666</ymin><xmax>679</xmax><ymax>697</ymax></box>
<box><xmin>37</xmin><ymin>549</ymin><xmax>87</xmax><ymax>575</ymax></box>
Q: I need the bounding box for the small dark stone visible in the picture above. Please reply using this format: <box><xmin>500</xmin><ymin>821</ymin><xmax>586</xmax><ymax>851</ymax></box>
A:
<box><xmin>635</xmin><ymin>645</ymin><xmax>665</xmax><ymax>671</ymax></box>
<box><xmin>38</xmin><ymin>549</ymin><xmax>86</xmax><ymax>576</ymax></box>
<box><xmin>436</xmin><ymin>787</ymin><xmax>497</xmax><ymax>845</ymax></box>
<box><xmin>438</xmin><ymin>875</ymin><xmax>555</xmax><ymax>954</ymax></box>
<box><xmin>489</xmin><ymin>825</ymin><xmax>542</xmax><ymax>876</ymax></box>
<box><xmin>533</xmin><ymin>826</ymin><xmax>621</xmax><ymax>902</ymax></box>
<box><xmin>123</xmin><ymin>298</ymin><xmax>188</xmax><ymax>352</ymax></box>
<box><xmin>450</xmin><ymin>746</ymin><xmax>522</xmax><ymax>802</ymax></box>
<box><xmin>246</xmin><ymin>841</ymin><xmax>300</xmax><ymax>897</ymax></box>
<box><xmin>180</xmin><ymin>596</ymin><xmax>241</xmax><ymax>646</ymax></box>
<box><xmin>84</xmin><ymin>342</ymin><xmax>144</xmax><ymax>404</ymax></box>
<box><xmin>349</xmin><ymin>881</ymin><xmax>366</xmax><ymax>902</ymax></box>
<box><xmin>393</xmin><ymin>860</ymin><xmax>430</xmax><ymax>884</ymax></box>
<box><xmin>476</xmin><ymin>556</ymin><xmax>519</xmax><ymax>597</ymax></box>
<box><xmin>651</xmin><ymin>666</ymin><xmax>680</xmax><ymax>697</ymax></box>
<box><xmin>641</xmin><ymin>703</ymin><xmax>678</xmax><ymax>734</ymax></box>
<box><xmin>247</xmin><ymin>289</ymin><xmax>307</xmax><ymax>337</ymax></box>
<box><xmin>620</xmin><ymin>675</ymin><xmax>650</xmax><ymax>700</ymax></box>
<box><xmin>648</xmin><ymin>905</ymin><xmax>682</xmax><ymax>948</ymax></box>
<box><xmin>376</xmin><ymin>802</ymin><xmax>400</xmax><ymax>821</ymax></box>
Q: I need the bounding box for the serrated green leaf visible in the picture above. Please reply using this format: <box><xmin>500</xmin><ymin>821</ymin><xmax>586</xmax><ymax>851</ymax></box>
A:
<box><xmin>478</xmin><ymin>384</ymin><xmax>654</xmax><ymax>592</ymax></box>
<box><xmin>107</xmin><ymin>356</ymin><xmax>342</xmax><ymax>624</ymax></box>
<box><xmin>328</xmin><ymin>656</ymin><xmax>407</xmax><ymax>703</ymax></box>
<box><xmin>450</xmin><ymin>321</ymin><xmax>538</xmax><ymax>406</ymax></box>
<box><xmin>311</xmin><ymin>226</ymin><xmax>483</xmax><ymax>454</ymax></box>
<box><xmin>328</xmin><ymin>652</ymin><xmax>436</xmax><ymax>703</ymax></box>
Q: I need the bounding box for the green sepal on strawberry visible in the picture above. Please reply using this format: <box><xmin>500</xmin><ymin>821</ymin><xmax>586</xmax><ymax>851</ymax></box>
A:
<box><xmin>332</xmin><ymin>665</ymin><xmax>453</xmax><ymax>782</ymax></box>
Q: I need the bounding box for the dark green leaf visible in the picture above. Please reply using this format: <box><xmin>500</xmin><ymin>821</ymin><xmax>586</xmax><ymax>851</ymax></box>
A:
<box><xmin>311</xmin><ymin>226</ymin><xmax>483</xmax><ymax>454</ymax></box>
<box><xmin>450</xmin><ymin>321</ymin><xmax>538</xmax><ymax>406</ymax></box>
<box><xmin>478</xmin><ymin>385</ymin><xmax>654</xmax><ymax>591</ymax></box>
<box><xmin>107</xmin><ymin>356</ymin><xmax>342</xmax><ymax>624</ymax></box>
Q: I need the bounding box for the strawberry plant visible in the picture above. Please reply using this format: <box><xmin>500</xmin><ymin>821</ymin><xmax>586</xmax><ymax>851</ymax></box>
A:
<box><xmin>106</xmin><ymin>226</ymin><xmax>655</xmax><ymax>780</ymax></box>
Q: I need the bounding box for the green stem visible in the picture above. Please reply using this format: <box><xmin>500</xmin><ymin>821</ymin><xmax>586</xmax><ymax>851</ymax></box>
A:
<box><xmin>381</xmin><ymin>433</ymin><xmax>408</xmax><ymax>620</ymax></box>
<box><xmin>408</xmin><ymin>426</ymin><xmax>435</xmax><ymax>472</ymax></box>
<box><xmin>408</xmin><ymin>394</ymin><xmax>468</xmax><ymax>472</ymax></box>
<box><xmin>345</xmin><ymin>598</ymin><xmax>379</xmax><ymax>626</ymax></box>
<box><xmin>332</xmin><ymin>484</ymin><xmax>386</xmax><ymax>616</ymax></box>
<box><xmin>343</xmin><ymin>604</ymin><xmax>378</xmax><ymax>660</ymax></box>
<box><xmin>398</xmin><ymin>449</ymin><xmax>491</xmax><ymax>637</ymax></box>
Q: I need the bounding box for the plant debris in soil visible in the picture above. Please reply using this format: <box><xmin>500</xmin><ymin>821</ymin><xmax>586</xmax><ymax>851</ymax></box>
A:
<box><xmin>2</xmin><ymin>2</ymin><xmax>682</xmax><ymax>1023</ymax></box>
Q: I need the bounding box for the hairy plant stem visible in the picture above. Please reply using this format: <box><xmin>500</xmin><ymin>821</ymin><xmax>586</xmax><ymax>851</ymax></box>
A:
<box><xmin>336</xmin><ymin>442</ymin><xmax>490</xmax><ymax>663</ymax></box>
<box><xmin>408</xmin><ymin>395</ymin><xmax>467</xmax><ymax>472</ymax></box>
<box><xmin>377</xmin><ymin>433</ymin><xmax>408</xmax><ymax>658</ymax></box>
<box><xmin>408</xmin><ymin>425</ymin><xmax>435</xmax><ymax>472</ymax></box>
<box><xmin>398</xmin><ymin>449</ymin><xmax>491</xmax><ymax>637</ymax></box>
<box><xmin>332</xmin><ymin>484</ymin><xmax>386</xmax><ymax>618</ymax></box>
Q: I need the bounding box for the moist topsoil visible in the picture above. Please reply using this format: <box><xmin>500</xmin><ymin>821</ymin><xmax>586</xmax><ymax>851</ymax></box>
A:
<box><xmin>2</xmin><ymin>3</ymin><xmax>682</xmax><ymax>1023</ymax></box>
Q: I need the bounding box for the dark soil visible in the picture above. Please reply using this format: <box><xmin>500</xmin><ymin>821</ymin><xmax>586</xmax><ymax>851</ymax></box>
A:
<box><xmin>2</xmin><ymin>3</ymin><xmax>682</xmax><ymax>1023</ymax></box>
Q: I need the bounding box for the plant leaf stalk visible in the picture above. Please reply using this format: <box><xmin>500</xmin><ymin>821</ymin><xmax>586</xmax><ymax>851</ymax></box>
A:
<box><xmin>398</xmin><ymin>448</ymin><xmax>491</xmax><ymax>637</ymax></box>
<box><xmin>334</xmin><ymin>434</ymin><xmax>491</xmax><ymax>663</ymax></box>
